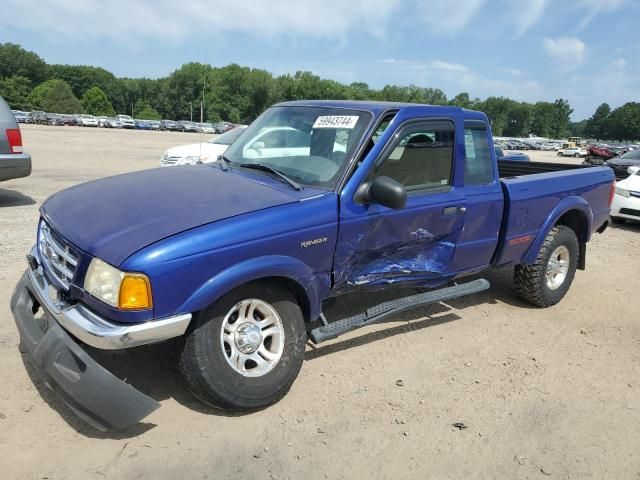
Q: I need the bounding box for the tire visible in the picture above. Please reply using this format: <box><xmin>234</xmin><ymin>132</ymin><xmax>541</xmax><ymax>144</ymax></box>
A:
<box><xmin>610</xmin><ymin>216</ymin><xmax>626</xmax><ymax>225</ymax></box>
<box><xmin>574</xmin><ymin>153</ymin><xmax>580</xmax><ymax>158</ymax></box>
<box><xmin>179</xmin><ymin>281</ymin><xmax>306</xmax><ymax>410</ymax></box>
<box><xmin>514</xmin><ymin>226</ymin><xmax>579</xmax><ymax>308</ymax></box>
<box><xmin>558</xmin><ymin>152</ymin><xmax>564</xmax><ymax>157</ymax></box>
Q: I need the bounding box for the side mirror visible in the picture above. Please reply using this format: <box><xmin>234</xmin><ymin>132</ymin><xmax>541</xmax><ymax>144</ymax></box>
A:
<box><xmin>628</xmin><ymin>166</ymin><xmax>640</xmax><ymax>176</ymax></box>
<box><xmin>356</xmin><ymin>176</ymin><xmax>407</xmax><ymax>210</ymax></box>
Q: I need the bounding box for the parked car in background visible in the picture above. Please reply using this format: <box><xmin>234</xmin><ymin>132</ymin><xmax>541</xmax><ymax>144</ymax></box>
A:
<box><xmin>178</xmin><ymin>121</ymin><xmax>198</xmax><ymax>133</ymax></box>
<box><xmin>1</xmin><ymin>96</ymin><xmax>31</xmax><ymax>182</ymax></box>
<box><xmin>610</xmin><ymin>166</ymin><xmax>640</xmax><ymax>224</ymax></box>
<box><xmin>160</xmin><ymin>119</ymin><xmax>180</xmax><ymax>131</ymax></box>
<box><xmin>31</xmin><ymin>110</ymin><xmax>48</xmax><ymax>125</ymax></box>
<box><xmin>96</xmin><ymin>116</ymin><xmax>108</xmax><ymax>127</ymax></box>
<box><xmin>197</xmin><ymin>123</ymin><xmax>216</xmax><ymax>134</ymax></box>
<box><xmin>149</xmin><ymin>120</ymin><xmax>160</xmax><ymax>131</ymax></box>
<box><xmin>116</xmin><ymin>114</ymin><xmax>135</xmax><ymax>129</ymax></box>
<box><xmin>495</xmin><ymin>147</ymin><xmax>530</xmax><ymax>162</ymax></box>
<box><xmin>103</xmin><ymin>117</ymin><xmax>123</xmax><ymax>128</ymax></box>
<box><xmin>558</xmin><ymin>147</ymin><xmax>587</xmax><ymax>158</ymax></box>
<box><xmin>213</xmin><ymin>121</ymin><xmax>236</xmax><ymax>133</ymax></box>
<box><xmin>46</xmin><ymin>114</ymin><xmax>64</xmax><ymax>126</ymax></box>
<box><xmin>134</xmin><ymin>119</ymin><xmax>153</xmax><ymax>130</ymax></box>
<box><xmin>605</xmin><ymin>150</ymin><xmax>640</xmax><ymax>179</ymax></box>
<box><xmin>160</xmin><ymin>126</ymin><xmax>247</xmax><ymax>166</ymax></box>
<box><xmin>79</xmin><ymin>114</ymin><xmax>99</xmax><ymax>127</ymax></box>
<box><xmin>13</xmin><ymin>111</ymin><xmax>32</xmax><ymax>124</ymax></box>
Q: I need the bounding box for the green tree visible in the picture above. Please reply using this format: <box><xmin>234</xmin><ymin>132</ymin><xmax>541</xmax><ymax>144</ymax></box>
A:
<box><xmin>608</xmin><ymin>102</ymin><xmax>640</xmax><ymax>141</ymax></box>
<box><xmin>0</xmin><ymin>75</ymin><xmax>32</xmax><ymax>109</ymax></box>
<box><xmin>450</xmin><ymin>92</ymin><xmax>471</xmax><ymax>108</ymax></box>
<box><xmin>503</xmin><ymin>102</ymin><xmax>532</xmax><ymax>137</ymax></box>
<box><xmin>478</xmin><ymin>97</ymin><xmax>513</xmax><ymax>136</ymax></box>
<box><xmin>0</xmin><ymin>43</ymin><xmax>48</xmax><ymax>84</ymax></box>
<box><xmin>530</xmin><ymin>102</ymin><xmax>556</xmax><ymax>137</ymax></box>
<box><xmin>81</xmin><ymin>86</ymin><xmax>115</xmax><ymax>116</ymax></box>
<box><xmin>585</xmin><ymin>103</ymin><xmax>611</xmax><ymax>140</ymax></box>
<box><xmin>135</xmin><ymin>104</ymin><xmax>161</xmax><ymax>120</ymax></box>
<box><xmin>550</xmin><ymin>98</ymin><xmax>573</xmax><ymax>138</ymax></box>
<box><xmin>29</xmin><ymin>79</ymin><xmax>82</xmax><ymax>113</ymax></box>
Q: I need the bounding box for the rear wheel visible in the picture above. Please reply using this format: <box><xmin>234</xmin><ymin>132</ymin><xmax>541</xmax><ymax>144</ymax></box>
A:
<box><xmin>179</xmin><ymin>281</ymin><xmax>306</xmax><ymax>410</ymax></box>
<box><xmin>514</xmin><ymin>226</ymin><xmax>579</xmax><ymax>307</ymax></box>
<box><xmin>558</xmin><ymin>152</ymin><xmax>564</xmax><ymax>157</ymax></box>
<box><xmin>574</xmin><ymin>153</ymin><xmax>580</xmax><ymax>158</ymax></box>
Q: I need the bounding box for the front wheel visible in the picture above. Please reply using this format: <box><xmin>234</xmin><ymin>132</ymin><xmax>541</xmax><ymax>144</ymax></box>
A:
<box><xmin>179</xmin><ymin>281</ymin><xmax>306</xmax><ymax>410</ymax></box>
<box><xmin>574</xmin><ymin>153</ymin><xmax>580</xmax><ymax>158</ymax></box>
<box><xmin>514</xmin><ymin>226</ymin><xmax>579</xmax><ymax>308</ymax></box>
<box><xmin>610</xmin><ymin>216</ymin><xmax>626</xmax><ymax>225</ymax></box>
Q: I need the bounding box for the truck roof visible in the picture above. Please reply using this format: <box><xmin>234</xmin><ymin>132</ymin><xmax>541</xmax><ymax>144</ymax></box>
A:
<box><xmin>274</xmin><ymin>99</ymin><xmax>487</xmax><ymax>122</ymax></box>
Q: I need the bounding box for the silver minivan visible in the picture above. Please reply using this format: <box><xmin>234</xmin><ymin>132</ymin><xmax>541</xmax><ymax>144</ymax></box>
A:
<box><xmin>0</xmin><ymin>96</ymin><xmax>31</xmax><ymax>182</ymax></box>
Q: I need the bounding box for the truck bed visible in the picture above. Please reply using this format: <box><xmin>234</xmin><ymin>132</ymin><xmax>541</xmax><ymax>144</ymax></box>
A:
<box><xmin>494</xmin><ymin>161</ymin><xmax>615</xmax><ymax>267</ymax></box>
<box><xmin>498</xmin><ymin>159</ymin><xmax>589</xmax><ymax>178</ymax></box>
<box><xmin>498</xmin><ymin>159</ymin><xmax>626</xmax><ymax>181</ymax></box>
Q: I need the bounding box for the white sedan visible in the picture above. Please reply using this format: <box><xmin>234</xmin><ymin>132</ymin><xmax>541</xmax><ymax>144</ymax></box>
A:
<box><xmin>160</xmin><ymin>127</ymin><xmax>247</xmax><ymax>166</ymax></box>
<box><xmin>558</xmin><ymin>147</ymin><xmax>587</xmax><ymax>157</ymax></box>
<box><xmin>611</xmin><ymin>166</ymin><xmax>640</xmax><ymax>224</ymax></box>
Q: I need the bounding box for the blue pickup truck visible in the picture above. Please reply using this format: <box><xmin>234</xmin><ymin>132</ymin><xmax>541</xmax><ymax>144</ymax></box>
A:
<box><xmin>11</xmin><ymin>100</ymin><xmax>614</xmax><ymax>430</ymax></box>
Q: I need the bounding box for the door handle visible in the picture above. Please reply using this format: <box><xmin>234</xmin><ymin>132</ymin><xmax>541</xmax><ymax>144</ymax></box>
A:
<box><xmin>443</xmin><ymin>206</ymin><xmax>466</xmax><ymax>216</ymax></box>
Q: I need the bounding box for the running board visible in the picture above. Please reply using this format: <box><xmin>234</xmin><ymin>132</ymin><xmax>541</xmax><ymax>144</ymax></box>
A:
<box><xmin>309</xmin><ymin>279</ymin><xmax>490</xmax><ymax>344</ymax></box>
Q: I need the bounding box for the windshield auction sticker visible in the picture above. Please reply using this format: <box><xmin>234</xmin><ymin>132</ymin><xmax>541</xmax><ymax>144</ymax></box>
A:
<box><xmin>313</xmin><ymin>115</ymin><xmax>360</xmax><ymax>129</ymax></box>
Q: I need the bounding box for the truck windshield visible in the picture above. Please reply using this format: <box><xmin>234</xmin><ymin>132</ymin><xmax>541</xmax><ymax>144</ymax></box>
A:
<box><xmin>223</xmin><ymin>106</ymin><xmax>372</xmax><ymax>189</ymax></box>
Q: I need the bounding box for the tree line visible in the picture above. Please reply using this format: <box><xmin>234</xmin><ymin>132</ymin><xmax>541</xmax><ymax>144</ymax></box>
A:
<box><xmin>0</xmin><ymin>42</ymin><xmax>636</xmax><ymax>140</ymax></box>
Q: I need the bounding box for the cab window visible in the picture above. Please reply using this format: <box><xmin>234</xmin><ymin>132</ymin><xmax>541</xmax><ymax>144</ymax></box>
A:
<box><xmin>371</xmin><ymin>120</ymin><xmax>454</xmax><ymax>193</ymax></box>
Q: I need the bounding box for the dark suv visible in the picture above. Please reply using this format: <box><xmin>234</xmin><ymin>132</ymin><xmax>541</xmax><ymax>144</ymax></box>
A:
<box><xmin>1</xmin><ymin>97</ymin><xmax>31</xmax><ymax>182</ymax></box>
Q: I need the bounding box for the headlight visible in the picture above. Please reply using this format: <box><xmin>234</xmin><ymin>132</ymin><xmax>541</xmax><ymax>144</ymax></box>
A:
<box><xmin>84</xmin><ymin>258</ymin><xmax>153</xmax><ymax>310</ymax></box>
<box><xmin>615</xmin><ymin>187</ymin><xmax>630</xmax><ymax>198</ymax></box>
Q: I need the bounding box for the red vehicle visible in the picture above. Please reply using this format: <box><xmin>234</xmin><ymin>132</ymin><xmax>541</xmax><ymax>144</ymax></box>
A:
<box><xmin>584</xmin><ymin>145</ymin><xmax>618</xmax><ymax>165</ymax></box>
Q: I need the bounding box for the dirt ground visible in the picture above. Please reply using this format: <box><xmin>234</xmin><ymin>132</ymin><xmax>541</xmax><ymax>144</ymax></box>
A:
<box><xmin>1</xmin><ymin>125</ymin><xmax>639</xmax><ymax>480</ymax></box>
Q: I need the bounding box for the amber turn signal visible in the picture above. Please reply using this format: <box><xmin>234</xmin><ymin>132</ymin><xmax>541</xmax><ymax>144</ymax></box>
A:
<box><xmin>118</xmin><ymin>274</ymin><xmax>153</xmax><ymax>310</ymax></box>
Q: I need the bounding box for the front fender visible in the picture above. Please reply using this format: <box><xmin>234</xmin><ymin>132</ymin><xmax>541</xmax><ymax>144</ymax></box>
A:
<box><xmin>523</xmin><ymin>196</ymin><xmax>593</xmax><ymax>265</ymax></box>
<box><xmin>178</xmin><ymin>255</ymin><xmax>325</xmax><ymax>321</ymax></box>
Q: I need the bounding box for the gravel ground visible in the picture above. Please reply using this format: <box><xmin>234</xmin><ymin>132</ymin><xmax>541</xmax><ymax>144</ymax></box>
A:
<box><xmin>1</xmin><ymin>125</ymin><xmax>639</xmax><ymax>480</ymax></box>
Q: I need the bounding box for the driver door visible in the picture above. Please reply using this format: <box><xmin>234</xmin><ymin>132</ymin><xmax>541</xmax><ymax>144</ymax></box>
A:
<box><xmin>332</xmin><ymin>118</ymin><xmax>467</xmax><ymax>292</ymax></box>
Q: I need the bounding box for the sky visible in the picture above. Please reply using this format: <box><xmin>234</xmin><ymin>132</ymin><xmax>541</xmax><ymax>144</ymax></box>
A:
<box><xmin>0</xmin><ymin>0</ymin><xmax>638</xmax><ymax>120</ymax></box>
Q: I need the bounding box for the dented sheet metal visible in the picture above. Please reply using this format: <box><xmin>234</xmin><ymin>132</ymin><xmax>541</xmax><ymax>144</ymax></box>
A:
<box><xmin>333</xmin><ymin>213</ymin><xmax>461</xmax><ymax>291</ymax></box>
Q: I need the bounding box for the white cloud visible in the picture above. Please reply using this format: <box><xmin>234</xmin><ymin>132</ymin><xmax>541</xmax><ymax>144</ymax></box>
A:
<box><xmin>0</xmin><ymin>0</ymin><xmax>403</xmax><ymax>43</ymax></box>
<box><xmin>611</xmin><ymin>58</ymin><xmax>627</xmax><ymax>69</ymax></box>
<box><xmin>576</xmin><ymin>0</ymin><xmax>629</xmax><ymax>27</ymax></box>
<box><xmin>415</xmin><ymin>0</ymin><xmax>486</xmax><ymax>35</ymax></box>
<box><xmin>379</xmin><ymin>58</ymin><xmax>543</xmax><ymax>103</ymax></box>
<box><xmin>543</xmin><ymin>37</ymin><xmax>586</xmax><ymax>65</ymax></box>
<box><xmin>382</xmin><ymin>59</ymin><xmax>469</xmax><ymax>72</ymax></box>
<box><xmin>512</xmin><ymin>0</ymin><xmax>550</xmax><ymax>37</ymax></box>
<box><xmin>499</xmin><ymin>67</ymin><xmax>525</xmax><ymax>76</ymax></box>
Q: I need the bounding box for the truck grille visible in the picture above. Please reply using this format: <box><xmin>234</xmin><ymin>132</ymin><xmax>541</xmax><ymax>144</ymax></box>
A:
<box><xmin>620</xmin><ymin>208</ymin><xmax>640</xmax><ymax>218</ymax></box>
<box><xmin>161</xmin><ymin>155</ymin><xmax>181</xmax><ymax>165</ymax></box>
<box><xmin>38</xmin><ymin>221</ymin><xmax>79</xmax><ymax>289</ymax></box>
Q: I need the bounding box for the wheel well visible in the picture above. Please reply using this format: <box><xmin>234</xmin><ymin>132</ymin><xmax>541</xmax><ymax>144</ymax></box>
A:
<box><xmin>248</xmin><ymin>276</ymin><xmax>312</xmax><ymax>323</ymax></box>
<box><xmin>556</xmin><ymin>209</ymin><xmax>588</xmax><ymax>243</ymax></box>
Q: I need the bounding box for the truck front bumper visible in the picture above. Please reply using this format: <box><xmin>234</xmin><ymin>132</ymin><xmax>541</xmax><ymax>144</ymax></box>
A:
<box><xmin>9</xmin><ymin>255</ymin><xmax>190</xmax><ymax>430</ymax></box>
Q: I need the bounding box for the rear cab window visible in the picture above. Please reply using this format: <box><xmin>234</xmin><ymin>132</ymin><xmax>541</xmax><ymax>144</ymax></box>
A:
<box><xmin>464</xmin><ymin>120</ymin><xmax>495</xmax><ymax>185</ymax></box>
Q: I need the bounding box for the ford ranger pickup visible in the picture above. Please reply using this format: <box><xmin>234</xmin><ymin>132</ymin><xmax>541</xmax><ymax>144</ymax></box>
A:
<box><xmin>11</xmin><ymin>100</ymin><xmax>614</xmax><ymax>430</ymax></box>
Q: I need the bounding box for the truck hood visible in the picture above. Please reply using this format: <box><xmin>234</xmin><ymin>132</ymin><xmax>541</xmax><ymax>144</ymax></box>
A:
<box><xmin>41</xmin><ymin>166</ymin><xmax>310</xmax><ymax>266</ymax></box>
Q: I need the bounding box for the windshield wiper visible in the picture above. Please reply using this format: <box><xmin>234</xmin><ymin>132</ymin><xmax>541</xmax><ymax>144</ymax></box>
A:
<box><xmin>240</xmin><ymin>163</ymin><xmax>303</xmax><ymax>191</ymax></box>
<box><xmin>217</xmin><ymin>155</ymin><xmax>231</xmax><ymax>171</ymax></box>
